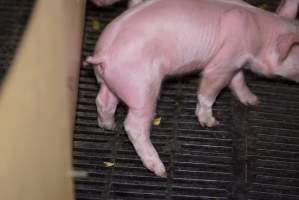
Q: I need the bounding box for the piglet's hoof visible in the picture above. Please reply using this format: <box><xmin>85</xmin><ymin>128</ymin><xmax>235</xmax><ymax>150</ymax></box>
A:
<box><xmin>240</xmin><ymin>94</ymin><xmax>260</xmax><ymax>106</ymax></box>
<box><xmin>143</xmin><ymin>157</ymin><xmax>167</xmax><ymax>178</ymax></box>
<box><xmin>199</xmin><ymin>116</ymin><xmax>219</xmax><ymax>128</ymax></box>
<box><xmin>148</xmin><ymin>161</ymin><xmax>167</xmax><ymax>178</ymax></box>
<box><xmin>97</xmin><ymin>117</ymin><xmax>116</xmax><ymax>130</ymax></box>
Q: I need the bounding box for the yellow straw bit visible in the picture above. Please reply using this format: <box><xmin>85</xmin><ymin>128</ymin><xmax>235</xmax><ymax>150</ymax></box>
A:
<box><xmin>91</xmin><ymin>18</ymin><xmax>102</xmax><ymax>32</ymax></box>
<box><xmin>153</xmin><ymin>117</ymin><xmax>162</xmax><ymax>126</ymax></box>
<box><xmin>103</xmin><ymin>161</ymin><xmax>114</xmax><ymax>168</ymax></box>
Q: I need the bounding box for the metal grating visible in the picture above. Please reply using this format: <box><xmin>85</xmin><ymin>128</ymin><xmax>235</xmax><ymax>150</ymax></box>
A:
<box><xmin>74</xmin><ymin>1</ymin><xmax>299</xmax><ymax>200</ymax></box>
<box><xmin>0</xmin><ymin>0</ymin><xmax>36</xmax><ymax>85</ymax></box>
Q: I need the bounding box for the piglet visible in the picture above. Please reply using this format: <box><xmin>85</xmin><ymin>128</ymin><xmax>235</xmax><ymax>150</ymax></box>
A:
<box><xmin>90</xmin><ymin>0</ymin><xmax>145</xmax><ymax>7</ymax></box>
<box><xmin>87</xmin><ymin>0</ymin><xmax>299</xmax><ymax>177</ymax></box>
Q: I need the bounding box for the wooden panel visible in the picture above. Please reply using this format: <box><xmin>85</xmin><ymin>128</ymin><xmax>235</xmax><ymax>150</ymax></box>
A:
<box><xmin>0</xmin><ymin>0</ymin><xmax>85</xmax><ymax>199</ymax></box>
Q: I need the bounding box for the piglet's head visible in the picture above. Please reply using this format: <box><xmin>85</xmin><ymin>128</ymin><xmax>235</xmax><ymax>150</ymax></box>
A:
<box><xmin>267</xmin><ymin>0</ymin><xmax>299</xmax><ymax>82</ymax></box>
<box><xmin>274</xmin><ymin>32</ymin><xmax>299</xmax><ymax>82</ymax></box>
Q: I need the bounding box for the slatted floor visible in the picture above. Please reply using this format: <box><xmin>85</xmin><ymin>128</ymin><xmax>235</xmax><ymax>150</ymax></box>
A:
<box><xmin>246</xmin><ymin>75</ymin><xmax>299</xmax><ymax>200</ymax></box>
<box><xmin>0</xmin><ymin>0</ymin><xmax>35</xmax><ymax>85</ymax></box>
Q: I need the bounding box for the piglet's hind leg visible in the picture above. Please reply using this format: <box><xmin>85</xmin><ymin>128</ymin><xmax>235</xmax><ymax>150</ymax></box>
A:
<box><xmin>118</xmin><ymin>76</ymin><xmax>166</xmax><ymax>177</ymax></box>
<box><xmin>96</xmin><ymin>84</ymin><xmax>118</xmax><ymax>130</ymax></box>
<box><xmin>124</xmin><ymin>106</ymin><xmax>166</xmax><ymax>177</ymax></box>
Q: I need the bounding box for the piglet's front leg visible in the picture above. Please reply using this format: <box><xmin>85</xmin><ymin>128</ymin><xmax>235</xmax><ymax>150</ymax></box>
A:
<box><xmin>229</xmin><ymin>71</ymin><xmax>259</xmax><ymax>106</ymax></box>
<box><xmin>196</xmin><ymin>7</ymin><xmax>256</xmax><ymax>127</ymax></box>
<box><xmin>196</xmin><ymin>50</ymin><xmax>240</xmax><ymax>127</ymax></box>
<box><xmin>196</xmin><ymin>69</ymin><xmax>235</xmax><ymax>128</ymax></box>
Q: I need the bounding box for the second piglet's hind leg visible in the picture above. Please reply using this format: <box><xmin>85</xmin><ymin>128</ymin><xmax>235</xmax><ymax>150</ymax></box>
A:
<box><xmin>96</xmin><ymin>83</ymin><xmax>118</xmax><ymax>130</ymax></box>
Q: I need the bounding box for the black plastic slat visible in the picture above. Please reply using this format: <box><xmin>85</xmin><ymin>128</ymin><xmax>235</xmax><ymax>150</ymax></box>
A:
<box><xmin>0</xmin><ymin>0</ymin><xmax>36</xmax><ymax>85</ymax></box>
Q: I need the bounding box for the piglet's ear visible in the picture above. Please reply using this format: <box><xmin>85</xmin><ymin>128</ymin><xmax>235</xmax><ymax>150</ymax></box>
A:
<box><xmin>276</xmin><ymin>0</ymin><xmax>299</xmax><ymax>19</ymax></box>
<box><xmin>277</xmin><ymin>33</ymin><xmax>299</xmax><ymax>62</ymax></box>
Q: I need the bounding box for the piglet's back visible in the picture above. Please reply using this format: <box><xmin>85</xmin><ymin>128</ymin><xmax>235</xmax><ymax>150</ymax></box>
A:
<box><xmin>96</xmin><ymin>0</ymin><xmax>253</xmax><ymax>58</ymax></box>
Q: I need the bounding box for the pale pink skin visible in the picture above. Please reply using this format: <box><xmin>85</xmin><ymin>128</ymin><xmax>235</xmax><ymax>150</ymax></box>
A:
<box><xmin>90</xmin><ymin>0</ymin><xmax>145</xmax><ymax>7</ymax></box>
<box><xmin>87</xmin><ymin>0</ymin><xmax>299</xmax><ymax>177</ymax></box>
